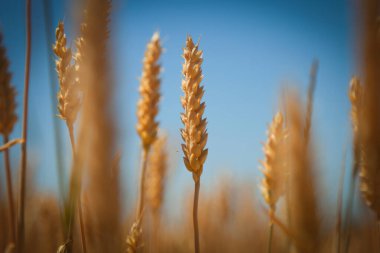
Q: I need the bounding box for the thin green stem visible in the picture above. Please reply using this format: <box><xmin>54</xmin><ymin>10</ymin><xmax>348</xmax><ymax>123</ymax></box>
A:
<box><xmin>3</xmin><ymin>135</ymin><xmax>15</xmax><ymax>244</ymax></box>
<box><xmin>17</xmin><ymin>0</ymin><xmax>32</xmax><ymax>251</ymax></box>
<box><xmin>193</xmin><ymin>180</ymin><xmax>200</xmax><ymax>253</ymax></box>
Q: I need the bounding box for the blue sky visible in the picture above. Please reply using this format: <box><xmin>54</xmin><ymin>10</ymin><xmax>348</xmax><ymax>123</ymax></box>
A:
<box><xmin>0</xmin><ymin>0</ymin><xmax>358</xmax><ymax>215</ymax></box>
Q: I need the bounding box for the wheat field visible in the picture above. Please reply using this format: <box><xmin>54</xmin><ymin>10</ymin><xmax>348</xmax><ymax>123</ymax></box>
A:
<box><xmin>0</xmin><ymin>0</ymin><xmax>380</xmax><ymax>252</ymax></box>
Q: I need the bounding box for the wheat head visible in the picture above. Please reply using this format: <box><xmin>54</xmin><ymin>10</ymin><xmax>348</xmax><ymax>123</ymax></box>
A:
<box><xmin>357</xmin><ymin>0</ymin><xmax>380</xmax><ymax>220</ymax></box>
<box><xmin>0</xmin><ymin>33</ymin><xmax>17</xmax><ymax>137</ymax></box>
<box><xmin>180</xmin><ymin>36</ymin><xmax>208</xmax><ymax>183</ymax></box>
<box><xmin>259</xmin><ymin>112</ymin><xmax>286</xmax><ymax>214</ymax></box>
<box><xmin>286</xmin><ymin>91</ymin><xmax>320</xmax><ymax>253</ymax></box>
<box><xmin>53</xmin><ymin>22</ymin><xmax>81</xmax><ymax>127</ymax></box>
<box><xmin>146</xmin><ymin>135</ymin><xmax>168</xmax><ymax>215</ymax></box>
<box><xmin>136</xmin><ymin>32</ymin><xmax>162</xmax><ymax>151</ymax></box>
<box><xmin>125</xmin><ymin>218</ymin><xmax>142</xmax><ymax>253</ymax></box>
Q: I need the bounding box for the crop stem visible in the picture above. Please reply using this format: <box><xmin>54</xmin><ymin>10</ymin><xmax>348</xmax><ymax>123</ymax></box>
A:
<box><xmin>17</xmin><ymin>0</ymin><xmax>32</xmax><ymax>251</ymax></box>
<box><xmin>3</xmin><ymin>135</ymin><xmax>15</xmax><ymax>243</ymax></box>
<box><xmin>193</xmin><ymin>180</ymin><xmax>200</xmax><ymax>253</ymax></box>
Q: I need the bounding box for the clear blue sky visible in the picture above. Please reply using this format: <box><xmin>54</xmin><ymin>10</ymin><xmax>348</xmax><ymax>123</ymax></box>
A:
<box><xmin>0</xmin><ymin>0</ymin><xmax>357</xmax><ymax>215</ymax></box>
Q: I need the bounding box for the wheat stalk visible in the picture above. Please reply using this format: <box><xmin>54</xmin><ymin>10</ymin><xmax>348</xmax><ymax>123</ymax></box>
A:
<box><xmin>54</xmin><ymin>21</ymin><xmax>87</xmax><ymax>253</ymax></box>
<box><xmin>17</xmin><ymin>0</ymin><xmax>32</xmax><ymax>250</ymax></box>
<box><xmin>136</xmin><ymin>32</ymin><xmax>162</xmax><ymax>221</ymax></box>
<box><xmin>129</xmin><ymin>33</ymin><xmax>162</xmax><ymax>252</ymax></box>
<box><xmin>181</xmin><ymin>35</ymin><xmax>208</xmax><ymax>253</ymax></box>
<box><xmin>0</xmin><ymin>32</ymin><xmax>18</xmax><ymax>246</ymax></box>
<box><xmin>259</xmin><ymin>112</ymin><xmax>285</xmax><ymax>253</ymax></box>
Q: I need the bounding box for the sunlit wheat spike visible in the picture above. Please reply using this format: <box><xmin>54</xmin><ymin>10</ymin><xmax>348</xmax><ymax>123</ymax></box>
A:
<box><xmin>146</xmin><ymin>135</ymin><xmax>168</xmax><ymax>215</ymax></box>
<box><xmin>259</xmin><ymin>112</ymin><xmax>286</xmax><ymax>214</ymax></box>
<box><xmin>180</xmin><ymin>36</ymin><xmax>208</xmax><ymax>183</ymax></box>
<box><xmin>287</xmin><ymin>91</ymin><xmax>320</xmax><ymax>253</ymax></box>
<box><xmin>0</xmin><ymin>33</ymin><xmax>17</xmax><ymax>137</ymax></box>
<box><xmin>125</xmin><ymin>218</ymin><xmax>142</xmax><ymax>253</ymax></box>
<box><xmin>349</xmin><ymin>77</ymin><xmax>362</xmax><ymax>176</ymax></box>
<box><xmin>136</xmin><ymin>32</ymin><xmax>162</xmax><ymax>151</ymax></box>
<box><xmin>53</xmin><ymin>21</ymin><xmax>81</xmax><ymax>127</ymax></box>
<box><xmin>357</xmin><ymin>0</ymin><xmax>380</xmax><ymax>221</ymax></box>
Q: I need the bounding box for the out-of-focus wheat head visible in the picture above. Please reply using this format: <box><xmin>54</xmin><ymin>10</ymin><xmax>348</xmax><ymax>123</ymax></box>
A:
<box><xmin>286</xmin><ymin>91</ymin><xmax>320</xmax><ymax>253</ymax></box>
<box><xmin>349</xmin><ymin>77</ymin><xmax>362</xmax><ymax>176</ymax></box>
<box><xmin>358</xmin><ymin>0</ymin><xmax>380</xmax><ymax>220</ymax></box>
<box><xmin>73</xmin><ymin>0</ymin><xmax>121</xmax><ymax>252</ymax></box>
<box><xmin>180</xmin><ymin>36</ymin><xmax>208</xmax><ymax>183</ymax></box>
<box><xmin>53</xmin><ymin>22</ymin><xmax>81</xmax><ymax>127</ymax></box>
<box><xmin>259</xmin><ymin>112</ymin><xmax>286</xmax><ymax>214</ymax></box>
<box><xmin>0</xmin><ymin>33</ymin><xmax>17</xmax><ymax>137</ymax></box>
<box><xmin>146</xmin><ymin>135</ymin><xmax>168</xmax><ymax>215</ymax></box>
<box><xmin>136</xmin><ymin>32</ymin><xmax>162</xmax><ymax>151</ymax></box>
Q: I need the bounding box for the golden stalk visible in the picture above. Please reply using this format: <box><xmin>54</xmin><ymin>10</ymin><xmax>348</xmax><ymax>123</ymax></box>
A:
<box><xmin>259</xmin><ymin>112</ymin><xmax>285</xmax><ymax>253</ymax></box>
<box><xmin>17</xmin><ymin>0</ymin><xmax>32</xmax><ymax>250</ymax></box>
<box><xmin>180</xmin><ymin>36</ymin><xmax>208</xmax><ymax>253</ymax></box>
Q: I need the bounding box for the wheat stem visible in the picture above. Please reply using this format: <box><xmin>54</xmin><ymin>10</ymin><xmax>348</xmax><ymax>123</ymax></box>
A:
<box><xmin>78</xmin><ymin>197</ymin><xmax>87</xmax><ymax>253</ymax></box>
<box><xmin>17</xmin><ymin>0</ymin><xmax>32</xmax><ymax>250</ymax></box>
<box><xmin>193</xmin><ymin>180</ymin><xmax>200</xmax><ymax>253</ymax></box>
<box><xmin>0</xmin><ymin>139</ymin><xmax>24</xmax><ymax>152</ymax></box>
<box><xmin>267</xmin><ymin>221</ymin><xmax>274</xmax><ymax>253</ymax></box>
<box><xmin>336</xmin><ymin>148</ymin><xmax>347</xmax><ymax>253</ymax></box>
<box><xmin>3</xmin><ymin>136</ymin><xmax>15</xmax><ymax>243</ymax></box>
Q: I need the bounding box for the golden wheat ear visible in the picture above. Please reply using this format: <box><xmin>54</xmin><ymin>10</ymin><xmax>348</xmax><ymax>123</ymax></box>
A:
<box><xmin>286</xmin><ymin>91</ymin><xmax>320</xmax><ymax>253</ymax></box>
<box><xmin>136</xmin><ymin>31</ymin><xmax>162</xmax><ymax>151</ymax></box>
<box><xmin>53</xmin><ymin>21</ymin><xmax>81</xmax><ymax>130</ymax></box>
<box><xmin>0</xmin><ymin>31</ymin><xmax>18</xmax><ymax>247</ymax></box>
<box><xmin>180</xmin><ymin>36</ymin><xmax>208</xmax><ymax>183</ymax></box>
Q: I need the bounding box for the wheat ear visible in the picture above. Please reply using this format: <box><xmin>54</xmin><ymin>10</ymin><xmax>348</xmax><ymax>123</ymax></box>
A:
<box><xmin>135</xmin><ymin>32</ymin><xmax>162</xmax><ymax>232</ymax></box>
<box><xmin>286</xmin><ymin>92</ymin><xmax>319</xmax><ymax>253</ymax></box>
<box><xmin>358</xmin><ymin>0</ymin><xmax>380</xmax><ymax>222</ymax></box>
<box><xmin>343</xmin><ymin>77</ymin><xmax>362</xmax><ymax>253</ymax></box>
<box><xmin>0</xmin><ymin>32</ymin><xmax>17</xmax><ymax>245</ymax></box>
<box><xmin>259</xmin><ymin>112</ymin><xmax>285</xmax><ymax>253</ymax></box>
<box><xmin>181</xmin><ymin>35</ymin><xmax>208</xmax><ymax>253</ymax></box>
<box><xmin>146</xmin><ymin>135</ymin><xmax>168</xmax><ymax>252</ymax></box>
<box><xmin>53</xmin><ymin>22</ymin><xmax>81</xmax><ymax>149</ymax></box>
